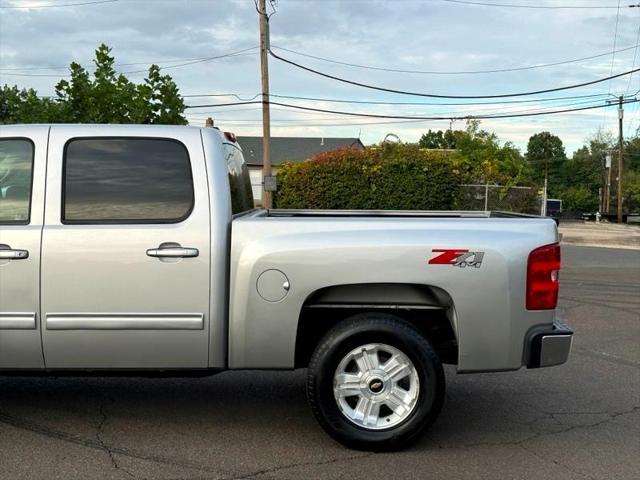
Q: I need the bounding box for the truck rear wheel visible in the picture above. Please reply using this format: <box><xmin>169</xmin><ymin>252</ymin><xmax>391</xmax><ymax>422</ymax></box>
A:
<box><xmin>306</xmin><ymin>313</ymin><xmax>445</xmax><ymax>451</ymax></box>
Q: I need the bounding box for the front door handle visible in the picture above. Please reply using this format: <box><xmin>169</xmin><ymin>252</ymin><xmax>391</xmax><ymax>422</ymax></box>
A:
<box><xmin>0</xmin><ymin>244</ymin><xmax>29</xmax><ymax>260</ymax></box>
<box><xmin>146</xmin><ymin>246</ymin><xmax>199</xmax><ymax>258</ymax></box>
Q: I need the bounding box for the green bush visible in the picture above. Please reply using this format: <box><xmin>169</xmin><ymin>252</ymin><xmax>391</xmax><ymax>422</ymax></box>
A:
<box><xmin>274</xmin><ymin>143</ymin><xmax>462</xmax><ymax>210</ymax></box>
<box><xmin>560</xmin><ymin>185</ymin><xmax>599</xmax><ymax>213</ymax></box>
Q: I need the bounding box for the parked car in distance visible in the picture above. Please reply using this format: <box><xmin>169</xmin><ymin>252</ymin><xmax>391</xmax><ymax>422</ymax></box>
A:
<box><xmin>0</xmin><ymin>124</ymin><xmax>573</xmax><ymax>450</ymax></box>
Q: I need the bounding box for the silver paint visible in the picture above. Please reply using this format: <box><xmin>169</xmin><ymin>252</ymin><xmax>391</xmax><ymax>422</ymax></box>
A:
<box><xmin>46</xmin><ymin>313</ymin><xmax>204</xmax><ymax>330</ymax></box>
<box><xmin>0</xmin><ymin>313</ymin><xmax>36</xmax><ymax>330</ymax></box>
<box><xmin>0</xmin><ymin>124</ymin><xmax>568</xmax><ymax>374</ymax></box>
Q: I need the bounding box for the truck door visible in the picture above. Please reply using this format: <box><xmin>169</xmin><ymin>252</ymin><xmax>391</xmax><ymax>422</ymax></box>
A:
<box><xmin>0</xmin><ymin>126</ymin><xmax>48</xmax><ymax>369</ymax></box>
<box><xmin>41</xmin><ymin>126</ymin><xmax>211</xmax><ymax>369</ymax></box>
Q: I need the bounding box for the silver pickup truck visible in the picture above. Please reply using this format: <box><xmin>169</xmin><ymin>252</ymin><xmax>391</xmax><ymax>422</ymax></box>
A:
<box><xmin>0</xmin><ymin>124</ymin><xmax>572</xmax><ymax>450</ymax></box>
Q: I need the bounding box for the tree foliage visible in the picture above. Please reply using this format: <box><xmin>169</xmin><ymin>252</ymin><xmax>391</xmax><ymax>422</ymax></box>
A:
<box><xmin>525</xmin><ymin>131</ymin><xmax>567</xmax><ymax>195</ymax></box>
<box><xmin>418</xmin><ymin>129</ymin><xmax>458</xmax><ymax>149</ymax></box>
<box><xmin>622</xmin><ymin>169</ymin><xmax>640</xmax><ymax>213</ymax></box>
<box><xmin>419</xmin><ymin>121</ymin><xmax>532</xmax><ymax>187</ymax></box>
<box><xmin>0</xmin><ymin>85</ymin><xmax>63</xmax><ymax>123</ymax></box>
<box><xmin>1</xmin><ymin>44</ymin><xmax>186</xmax><ymax>125</ymax></box>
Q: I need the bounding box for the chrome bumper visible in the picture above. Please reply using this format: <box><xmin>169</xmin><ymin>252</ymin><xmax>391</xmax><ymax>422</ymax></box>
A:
<box><xmin>527</xmin><ymin>318</ymin><xmax>573</xmax><ymax>368</ymax></box>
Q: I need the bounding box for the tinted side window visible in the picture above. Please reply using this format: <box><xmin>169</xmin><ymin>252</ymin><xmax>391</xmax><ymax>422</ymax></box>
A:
<box><xmin>224</xmin><ymin>144</ymin><xmax>254</xmax><ymax>214</ymax></box>
<box><xmin>0</xmin><ymin>139</ymin><xmax>34</xmax><ymax>225</ymax></box>
<box><xmin>63</xmin><ymin>138</ymin><xmax>194</xmax><ymax>223</ymax></box>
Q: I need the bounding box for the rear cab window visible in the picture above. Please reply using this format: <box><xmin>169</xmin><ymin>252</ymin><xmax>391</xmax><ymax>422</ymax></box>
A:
<box><xmin>0</xmin><ymin>138</ymin><xmax>34</xmax><ymax>225</ymax></box>
<box><xmin>223</xmin><ymin>142</ymin><xmax>254</xmax><ymax>215</ymax></box>
<box><xmin>62</xmin><ymin>137</ymin><xmax>194</xmax><ymax>224</ymax></box>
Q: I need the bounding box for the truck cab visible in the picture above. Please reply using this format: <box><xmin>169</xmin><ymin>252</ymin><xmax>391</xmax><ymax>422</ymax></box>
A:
<box><xmin>0</xmin><ymin>125</ymin><xmax>250</xmax><ymax>370</ymax></box>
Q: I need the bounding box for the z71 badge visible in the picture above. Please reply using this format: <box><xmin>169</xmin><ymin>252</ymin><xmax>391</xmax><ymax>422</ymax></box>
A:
<box><xmin>428</xmin><ymin>249</ymin><xmax>484</xmax><ymax>268</ymax></box>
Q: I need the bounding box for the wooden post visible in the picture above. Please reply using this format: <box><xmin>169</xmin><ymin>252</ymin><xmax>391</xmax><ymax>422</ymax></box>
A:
<box><xmin>617</xmin><ymin>96</ymin><xmax>624</xmax><ymax>223</ymax></box>
<box><xmin>258</xmin><ymin>0</ymin><xmax>272</xmax><ymax>209</ymax></box>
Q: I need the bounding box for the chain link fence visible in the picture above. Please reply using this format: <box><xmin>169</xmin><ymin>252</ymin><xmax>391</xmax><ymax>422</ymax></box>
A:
<box><xmin>458</xmin><ymin>184</ymin><xmax>540</xmax><ymax>214</ymax></box>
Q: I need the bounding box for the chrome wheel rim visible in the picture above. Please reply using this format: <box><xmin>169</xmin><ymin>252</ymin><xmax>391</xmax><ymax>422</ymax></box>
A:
<box><xmin>333</xmin><ymin>343</ymin><xmax>420</xmax><ymax>430</ymax></box>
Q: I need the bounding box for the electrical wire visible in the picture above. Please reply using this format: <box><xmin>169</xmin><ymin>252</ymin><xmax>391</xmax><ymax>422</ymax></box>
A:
<box><xmin>0</xmin><ymin>0</ymin><xmax>118</xmax><ymax>8</ymax></box>
<box><xmin>438</xmin><ymin>0</ymin><xmax>639</xmax><ymax>9</ymax></box>
<box><xmin>270</xmin><ymin>43</ymin><xmax>640</xmax><ymax>75</ymax></box>
<box><xmin>186</xmin><ymin>97</ymin><xmax>623</xmax><ymax>119</ymax></box>
<box><xmin>182</xmin><ymin>92</ymin><xmax>614</xmax><ymax>108</ymax></box>
<box><xmin>186</xmin><ymin>98</ymin><xmax>639</xmax><ymax>121</ymax></box>
<box><xmin>625</xmin><ymin>11</ymin><xmax>640</xmax><ymax>93</ymax></box>
<box><xmin>607</xmin><ymin>1</ymin><xmax>622</xmax><ymax>95</ymax></box>
<box><xmin>0</xmin><ymin>47</ymin><xmax>258</xmax><ymax>77</ymax></box>
<box><xmin>268</xmin><ymin>48</ymin><xmax>640</xmax><ymax>99</ymax></box>
<box><xmin>0</xmin><ymin>47</ymin><xmax>258</xmax><ymax>72</ymax></box>
<box><xmin>183</xmin><ymin>93</ymin><xmax>263</xmax><ymax>101</ymax></box>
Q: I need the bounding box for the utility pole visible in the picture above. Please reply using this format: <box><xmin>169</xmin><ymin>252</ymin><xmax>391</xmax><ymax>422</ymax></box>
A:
<box><xmin>617</xmin><ymin>95</ymin><xmax>624</xmax><ymax>223</ymax></box>
<box><xmin>605</xmin><ymin>152</ymin><xmax>612</xmax><ymax>213</ymax></box>
<box><xmin>258</xmin><ymin>0</ymin><xmax>272</xmax><ymax>208</ymax></box>
<box><xmin>541</xmin><ymin>132</ymin><xmax>549</xmax><ymax>217</ymax></box>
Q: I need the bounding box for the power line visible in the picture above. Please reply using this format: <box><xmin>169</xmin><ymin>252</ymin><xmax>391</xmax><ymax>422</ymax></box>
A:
<box><xmin>182</xmin><ymin>92</ymin><xmax>613</xmax><ymax>107</ymax></box>
<box><xmin>0</xmin><ymin>47</ymin><xmax>258</xmax><ymax>77</ymax></box>
<box><xmin>269</xmin><ymin>48</ymin><xmax>640</xmax><ymax>99</ymax></box>
<box><xmin>186</xmin><ymin>97</ymin><xmax>624</xmax><ymax>119</ymax></box>
<box><xmin>119</xmin><ymin>49</ymin><xmax>256</xmax><ymax>75</ymax></box>
<box><xmin>0</xmin><ymin>0</ymin><xmax>118</xmax><ymax>8</ymax></box>
<box><xmin>186</xmin><ymin>98</ymin><xmax>639</xmax><ymax>121</ymax></box>
<box><xmin>187</xmin><ymin>102</ymin><xmax>640</xmax><ymax>127</ymax></box>
<box><xmin>607</xmin><ymin>1</ymin><xmax>622</xmax><ymax>95</ymax></box>
<box><xmin>438</xmin><ymin>0</ymin><xmax>639</xmax><ymax>9</ymax></box>
<box><xmin>625</xmin><ymin>11</ymin><xmax>640</xmax><ymax>93</ymax></box>
<box><xmin>271</xmin><ymin>43</ymin><xmax>640</xmax><ymax>75</ymax></box>
<box><xmin>187</xmin><ymin>92</ymin><xmax>614</xmax><ymax>106</ymax></box>
<box><xmin>0</xmin><ymin>47</ymin><xmax>258</xmax><ymax>71</ymax></box>
<box><xmin>601</xmin><ymin>0</ymin><xmax>622</xmax><ymax>127</ymax></box>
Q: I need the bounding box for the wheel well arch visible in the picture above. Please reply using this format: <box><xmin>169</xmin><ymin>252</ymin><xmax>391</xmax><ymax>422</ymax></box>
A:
<box><xmin>294</xmin><ymin>283</ymin><xmax>458</xmax><ymax>368</ymax></box>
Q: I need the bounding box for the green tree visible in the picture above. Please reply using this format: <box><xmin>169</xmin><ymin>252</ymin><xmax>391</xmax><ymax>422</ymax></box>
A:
<box><xmin>418</xmin><ymin>129</ymin><xmax>458</xmax><ymax>149</ymax></box>
<box><xmin>450</xmin><ymin>120</ymin><xmax>531</xmax><ymax>186</ymax></box>
<box><xmin>2</xmin><ymin>44</ymin><xmax>186</xmax><ymax>125</ymax></box>
<box><xmin>625</xmin><ymin>136</ymin><xmax>640</xmax><ymax>172</ymax></box>
<box><xmin>0</xmin><ymin>85</ymin><xmax>62</xmax><ymax>124</ymax></box>
<box><xmin>623</xmin><ymin>169</ymin><xmax>640</xmax><ymax>213</ymax></box>
<box><xmin>561</xmin><ymin>185</ymin><xmax>599</xmax><ymax>212</ymax></box>
<box><xmin>526</xmin><ymin>131</ymin><xmax>567</xmax><ymax>196</ymax></box>
<box><xmin>145</xmin><ymin>64</ymin><xmax>187</xmax><ymax>125</ymax></box>
<box><xmin>556</xmin><ymin>131</ymin><xmax>613</xmax><ymax>212</ymax></box>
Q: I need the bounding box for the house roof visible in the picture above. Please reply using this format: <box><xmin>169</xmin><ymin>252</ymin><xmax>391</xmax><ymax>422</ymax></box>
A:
<box><xmin>237</xmin><ymin>136</ymin><xmax>365</xmax><ymax>166</ymax></box>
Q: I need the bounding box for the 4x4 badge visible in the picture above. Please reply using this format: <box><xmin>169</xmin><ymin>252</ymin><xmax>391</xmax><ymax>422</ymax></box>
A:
<box><xmin>428</xmin><ymin>249</ymin><xmax>484</xmax><ymax>268</ymax></box>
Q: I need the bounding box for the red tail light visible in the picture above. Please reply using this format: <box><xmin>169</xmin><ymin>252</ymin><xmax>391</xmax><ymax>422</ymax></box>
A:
<box><xmin>526</xmin><ymin>243</ymin><xmax>560</xmax><ymax>310</ymax></box>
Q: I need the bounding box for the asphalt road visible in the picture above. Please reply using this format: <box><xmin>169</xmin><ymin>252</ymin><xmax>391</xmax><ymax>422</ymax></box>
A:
<box><xmin>1</xmin><ymin>245</ymin><xmax>638</xmax><ymax>480</ymax></box>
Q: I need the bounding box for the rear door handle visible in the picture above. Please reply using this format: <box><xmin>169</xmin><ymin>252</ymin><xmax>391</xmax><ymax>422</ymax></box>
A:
<box><xmin>146</xmin><ymin>247</ymin><xmax>199</xmax><ymax>258</ymax></box>
<box><xmin>0</xmin><ymin>245</ymin><xmax>29</xmax><ymax>260</ymax></box>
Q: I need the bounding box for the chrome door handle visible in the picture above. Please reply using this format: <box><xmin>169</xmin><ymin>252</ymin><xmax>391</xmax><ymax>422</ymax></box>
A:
<box><xmin>146</xmin><ymin>247</ymin><xmax>199</xmax><ymax>258</ymax></box>
<box><xmin>0</xmin><ymin>245</ymin><xmax>29</xmax><ymax>260</ymax></box>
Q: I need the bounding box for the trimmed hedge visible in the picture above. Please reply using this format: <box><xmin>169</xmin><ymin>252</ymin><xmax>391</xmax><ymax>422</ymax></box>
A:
<box><xmin>274</xmin><ymin>144</ymin><xmax>462</xmax><ymax>210</ymax></box>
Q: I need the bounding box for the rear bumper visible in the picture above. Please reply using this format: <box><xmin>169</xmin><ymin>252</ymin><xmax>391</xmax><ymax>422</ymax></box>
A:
<box><xmin>527</xmin><ymin>318</ymin><xmax>573</xmax><ymax>368</ymax></box>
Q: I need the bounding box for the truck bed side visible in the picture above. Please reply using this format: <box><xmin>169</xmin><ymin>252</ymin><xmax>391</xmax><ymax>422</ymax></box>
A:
<box><xmin>228</xmin><ymin>213</ymin><xmax>559</xmax><ymax>372</ymax></box>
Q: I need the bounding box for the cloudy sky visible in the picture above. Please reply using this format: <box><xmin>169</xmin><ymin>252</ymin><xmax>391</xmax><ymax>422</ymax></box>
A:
<box><xmin>1</xmin><ymin>0</ymin><xmax>639</xmax><ymax>154</ymax></box>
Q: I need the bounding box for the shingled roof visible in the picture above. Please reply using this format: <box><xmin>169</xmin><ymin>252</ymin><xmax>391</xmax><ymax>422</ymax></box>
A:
<box><xmin>237</xmin><ymin>136</ymin><xmax>365</xmax><ymax>166</ymax></box>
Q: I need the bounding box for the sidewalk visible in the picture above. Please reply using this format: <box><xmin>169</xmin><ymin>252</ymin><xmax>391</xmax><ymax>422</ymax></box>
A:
<box><xmin>558</xmin><ymin>221</ymin><xmax>640</xmax><ymax>250</ymax></box>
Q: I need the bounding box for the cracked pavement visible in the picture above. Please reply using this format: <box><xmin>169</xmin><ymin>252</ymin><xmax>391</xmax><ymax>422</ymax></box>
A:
<box><xmin>1</xmin><ymin>245</ymin><xmax>638</xmax><ymax>480</ymax></box>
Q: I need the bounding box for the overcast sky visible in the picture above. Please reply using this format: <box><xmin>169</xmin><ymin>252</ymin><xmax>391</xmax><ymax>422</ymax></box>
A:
<box><xmin>1</xmin><ymin>0</ymin><xmax>639</xmax><ymax>154</ymax></box>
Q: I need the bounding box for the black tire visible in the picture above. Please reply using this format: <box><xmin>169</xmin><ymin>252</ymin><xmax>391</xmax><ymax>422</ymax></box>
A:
<box><xmin>307</xmin><ymin>313</ymin><xmax>445</xmax><ymax>451</ymax></box>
